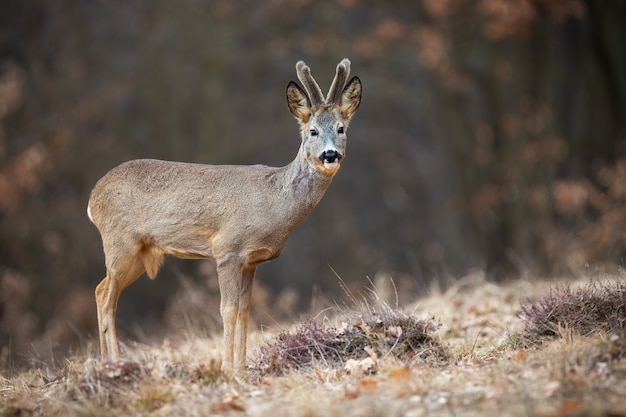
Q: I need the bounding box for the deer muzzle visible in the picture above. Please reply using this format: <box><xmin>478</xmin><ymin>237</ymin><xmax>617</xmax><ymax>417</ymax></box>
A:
<box><xmin>319</xmin><ymin>150</ymin><xmax>342</xmax><ymax>164</ymax></box>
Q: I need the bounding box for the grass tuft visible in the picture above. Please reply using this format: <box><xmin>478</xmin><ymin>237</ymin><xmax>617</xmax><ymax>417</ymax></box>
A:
<box><xmin>517</xmin><ymin>279</ymin><xmax>626</xmax><ymax>343</ymax></box>
<box><xmin>251</xmin><ymin>291</ymin><xmax>448</xmax><ymax>377</ymax></box>
<box><xmin>68</xmin><ymin>360</ymin><xmax>144</xmax><ymax>408</ymax></box>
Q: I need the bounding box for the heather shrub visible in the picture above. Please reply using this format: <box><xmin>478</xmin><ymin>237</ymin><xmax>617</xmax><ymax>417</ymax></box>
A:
<box><xmin>251</xmin><ymin>292</ymin><xmax>448</xmax><ymax>376</ymax></box>
<box><xmin>518</xmin><ymin>279</ymin><xmax>626</xmax><ymax>341</ymax></box>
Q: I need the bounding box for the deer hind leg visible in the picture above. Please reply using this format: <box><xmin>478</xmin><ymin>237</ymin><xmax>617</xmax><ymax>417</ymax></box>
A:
<box><xmin>216</xmin><ymin>256</ymin><xmax>245</xmax><ymax>373</ymax></box>
<box><xmin>95</xmin><ymin>250</ymin><xmax>146</xmax><ymax>361</ymax></box>
<box><xmin>95</xmin><ymin>278</ymin><xmax>109</xmax><ymax>358</ymax></box>
<box><xmin>234</xmin><ymin>264</ymin><xmax>257</xmax><ymax>373</ymax></box>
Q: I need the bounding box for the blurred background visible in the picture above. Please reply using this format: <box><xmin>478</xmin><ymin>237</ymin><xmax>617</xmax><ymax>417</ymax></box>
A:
<box><xmin>1</xmin><ymin>0</ymin><xmax>624</xmax><ymax>366</ymax></box>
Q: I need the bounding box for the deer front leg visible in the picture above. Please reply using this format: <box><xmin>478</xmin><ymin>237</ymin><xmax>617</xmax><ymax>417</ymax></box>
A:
<box><xmin>234</xmin><ymin>265</ymin><xmax>257</xmax><ymax>372</ymax></box>
<box><xmin>217</xmin><ymin>257</ymin><xmax>244</xmax><ymax>373</ymax></box>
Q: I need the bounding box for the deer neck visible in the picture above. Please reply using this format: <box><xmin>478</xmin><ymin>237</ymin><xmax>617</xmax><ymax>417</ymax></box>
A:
<box><xmin>276</xmin><ymin>146</ymin><xmax>336</xmax><ymax>215</ymax></box>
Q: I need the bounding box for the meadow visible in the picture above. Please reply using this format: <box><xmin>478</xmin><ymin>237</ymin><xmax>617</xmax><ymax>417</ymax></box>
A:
<box><xmin>2</xmin><ymin>273</ymin><xmax>625</xmax><ymax>416</ymax></box>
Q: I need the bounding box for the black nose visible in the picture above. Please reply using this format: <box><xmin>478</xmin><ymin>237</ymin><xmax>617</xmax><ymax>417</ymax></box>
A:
<box><xmin>319</xmin><ymin>150</ymin><xmax>342</xmax><ymax>163</ymax></box>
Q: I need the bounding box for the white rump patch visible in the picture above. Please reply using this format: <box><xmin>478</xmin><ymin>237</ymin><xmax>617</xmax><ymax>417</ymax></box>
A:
<box><xmin>87</xmin><ymin>204</ymin><xmax>93</xmax><ymax>223</ymax></box>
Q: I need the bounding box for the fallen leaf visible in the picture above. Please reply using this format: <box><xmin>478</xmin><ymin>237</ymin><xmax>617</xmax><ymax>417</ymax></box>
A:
<box><xmin>344</xmin><ymin>357</ymin><xmax>377</xmax><ymax>376</ymax></box>
<box><xmin>344</xmin><ymin>384</ymin><xmax>360</xmax><ymax>399</ymax></box>
<box><xmin>389</xmin><ymin>366</ymin><xmax>411</xmax><ymax>386</ymax></box>
<box><xmin>387</xmin><ymin>325</ymin><xmax>403</xmax><ymax>338</ymax></box>
<box><xmin>553</xmin><ymin>399</ymin><xmax>582</xmax><ymax>417</ymax></box>
<box><xmin>358</xmin><ymin>377</ymin><xmax>378</xmax><ymax>390</ymax></box>
<box><xmin>513</xmin><ymin>347</ymin><xmax>527</xmax><ymax>362</ymax></box>
<box><xmin>212</xmin><ymin>395</ymin><xmax>245</xmax><ymax>413</ymax></box>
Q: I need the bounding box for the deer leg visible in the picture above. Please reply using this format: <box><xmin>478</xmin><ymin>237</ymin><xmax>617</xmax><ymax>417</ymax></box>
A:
<box><xmin>95</xmin><ymin>277</ymin><xmax>110</xmax><ymax>358</ymax></box>
<box><xmin>217</xmin><ymin>257</ymin><xmax>244</xmax><ymax>373</ymax></box>
<box><xmin>102</xmin><ymin>273</ymin><xmax>123</xmax><ymax>360</ymax></box>
<box><xmin>95</xmin><ymin>255</ymin><xmax>145</xmax><ymax>361</ymax></box>
<box><xmin>95</xmin><ymin>272</ymin><xmax>123</xmax><ymax>360</ymax></box>
<box><xmin>234</xmin><ymin>264</ymin><xmax>257</xmax><ymax>372</ymax></box>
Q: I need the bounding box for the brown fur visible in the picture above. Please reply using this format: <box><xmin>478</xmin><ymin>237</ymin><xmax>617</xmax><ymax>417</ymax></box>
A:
<box><xmin>139</xmin><ymin>245</ymin><xmax>164</xmax><ymax>279</ymax></box>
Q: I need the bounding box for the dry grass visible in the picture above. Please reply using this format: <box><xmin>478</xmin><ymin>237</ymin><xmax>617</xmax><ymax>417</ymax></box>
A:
<box><xmin>2</xmin><ymin>273</ymin><xmax>626</xmax><ymax>417</ymax></box>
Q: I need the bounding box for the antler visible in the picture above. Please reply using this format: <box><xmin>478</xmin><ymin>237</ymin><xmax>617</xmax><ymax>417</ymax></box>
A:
<box><xmin>326</xmin><ymin>58</ymin><xmax>351</xmax><ymax>105</ymax></box>
<box><xmin>295</xmin><ymin>59</ymin><xmax>353</xmax><ymax>108</ymax></box>
<box><xmin>296</xmin><ymin>61</ymin><xmax>324</xmax><ymax>108</ymax></box>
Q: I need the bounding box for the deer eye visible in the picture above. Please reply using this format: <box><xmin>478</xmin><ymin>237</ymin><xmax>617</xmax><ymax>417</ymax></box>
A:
<box><xmin>337</xmin><ymin>126</ymin><xmax>345</xmax><ymax>134</ymax></box>
<box><xmin>310</xmin><ymin>129</ymin><xmax>318</xmax><ymax>136</ymax></box>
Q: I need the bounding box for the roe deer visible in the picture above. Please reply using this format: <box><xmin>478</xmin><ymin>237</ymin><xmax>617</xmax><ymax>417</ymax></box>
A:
<box><xmin>88</xmin><ymin>58</ymin><xmax>362</xmax><ymax>373</ymax></box>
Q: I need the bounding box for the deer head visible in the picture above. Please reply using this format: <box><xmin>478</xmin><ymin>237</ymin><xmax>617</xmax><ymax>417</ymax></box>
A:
<box><xmin>286</xmin><ymin>58</ymin><xmax>362</xmax><ymax>175</ymax></box>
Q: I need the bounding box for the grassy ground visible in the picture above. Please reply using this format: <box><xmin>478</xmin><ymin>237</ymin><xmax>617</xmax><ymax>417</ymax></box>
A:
<box><xmin>2</xmin><ymin>273</ymin><xmax>626</xmax><ymax>416</ymax></box>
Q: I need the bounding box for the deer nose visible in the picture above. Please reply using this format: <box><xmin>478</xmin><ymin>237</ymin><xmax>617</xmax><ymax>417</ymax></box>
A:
<box><xmin>319</xmin><ymin>150</ymin><xmax>342</xmax><ymax>163</ymax></box>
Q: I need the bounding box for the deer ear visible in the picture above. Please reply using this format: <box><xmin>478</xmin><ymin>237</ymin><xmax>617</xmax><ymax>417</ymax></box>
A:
<box><xmin>287</xmin><ymin>81</ymin><xmax>312</xmax><ymax>123</ymax></box>
<box><xmin>340</xmin><ymin>76</ymin><xmax>362</xmax><ymax>120</ymax></box>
